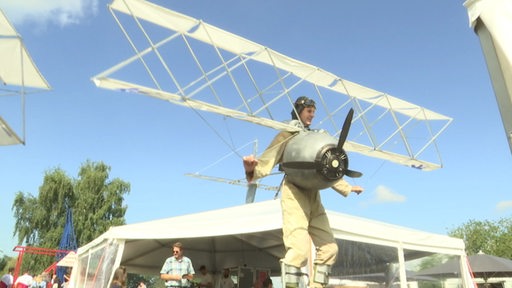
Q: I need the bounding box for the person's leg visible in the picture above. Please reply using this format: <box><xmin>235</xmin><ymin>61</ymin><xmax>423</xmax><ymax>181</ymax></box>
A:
<box><xmin>308</xmin><ymin>191</ymin><xmax>338</xmax><ymax>288</ymax></box>
<box><xmin>281</xmin><ymin>181</ymin><xmax>311</xmax><ymax>287</ymax></box>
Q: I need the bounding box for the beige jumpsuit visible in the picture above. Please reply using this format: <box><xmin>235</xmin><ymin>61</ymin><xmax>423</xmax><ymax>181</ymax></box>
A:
<box><xmin>251</xmin><ymin>130</ymin><xmax>353</xmax><ymax>268</ymax></box>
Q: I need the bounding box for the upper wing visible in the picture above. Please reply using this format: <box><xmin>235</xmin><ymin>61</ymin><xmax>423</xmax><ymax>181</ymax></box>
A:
<box><xmin>92</xmin><ymin>0</ymin><xmax>452</xmax><ymax>171</ymax></box>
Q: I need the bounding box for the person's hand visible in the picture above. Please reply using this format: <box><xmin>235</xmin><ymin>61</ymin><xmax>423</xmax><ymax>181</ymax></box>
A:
<box><xmin>182</xmin><ymin>274</ymin><xmax>194</xmax><ymax>280</ymax></box>
<box><xmin>351</xmin><ymin>185</ymin><xmax>364</xmax><ymax>195</ymax></box>
<box><xmin>243</xmin><ymin>155</ymin><xmax>259</xmax><ymax>182</ymax></box>
<box><xmin>243</xmin><ymin>155</ymin><xmax>258</xmax><ymax>172</ymax></box>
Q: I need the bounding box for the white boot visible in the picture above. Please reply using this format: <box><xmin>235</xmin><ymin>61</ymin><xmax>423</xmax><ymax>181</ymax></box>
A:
<box><xmin>312</xmin><ymin>264</ymin><xmax>331</xmax><ymax>288</ymax></box>
<box><xmin>281</xmin><ymin>261</ymin><xmax>303</xmax><ymax>288</ymax></box>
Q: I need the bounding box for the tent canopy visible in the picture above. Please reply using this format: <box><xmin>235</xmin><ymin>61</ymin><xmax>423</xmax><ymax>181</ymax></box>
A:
<box><xmin>57</xmin><ymin>251</ymin><xmax>77</xmax><ymax>268</ymax></box>
<box><xmin>416</xmin><ymin>252</ymin><xmax>512</xmax><ymax>281</ymax></box>
<box><xmin>76</xmin><ymin>200</ymin><xmax>468</xmax><ymax>277</ymax></box>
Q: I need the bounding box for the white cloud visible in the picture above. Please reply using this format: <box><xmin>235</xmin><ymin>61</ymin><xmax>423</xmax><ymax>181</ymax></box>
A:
<box><xmin>358</xmin><ymin>185</ymin><xmax>406</xmax><ymax>208</ymax></box>
<box><xmin>374</xmin><ymin>185</ymin><xmax>406</xmax><ymax>203</ymax></box>
<box><xmin>496</xmin><ymin>201</ymin><xmax>512</xmax><ymax>212</ymax></box>
<box><xmin>0</xmin><ymin>0</ymin><xmax>99</xmax><ymax>28</ymax></box>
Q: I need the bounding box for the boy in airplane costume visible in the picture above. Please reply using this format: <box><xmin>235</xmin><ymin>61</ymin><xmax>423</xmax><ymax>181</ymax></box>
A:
<box><xmin>243</xmin><ymin>96</ymin><xmax>363</xmax><ymax>288</ymax></box>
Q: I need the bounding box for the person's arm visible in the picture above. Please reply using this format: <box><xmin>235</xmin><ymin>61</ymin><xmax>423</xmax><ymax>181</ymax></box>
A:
<box><xmin>160</xmin><ymin>274</ymin><xmax>183</xmax><ymax>281</ymax></box>
<box><xmin>331</xmin><ymin>179</ymin><xmax>363</xmax><ymax>197</ymax></box>
<box><xmin>243</xmin><ymin>131</ymin><xmax>295</xmax><ymax>182</ymax></box>
<box><xmin>160</xmin><ymin>259</ymin><xmax>186</xmax><ymax>281</ymax></box>
<box><xmin>183</xmin><ymin>259</ymin><xmax>195</xmax><ymax>281</ymax></box>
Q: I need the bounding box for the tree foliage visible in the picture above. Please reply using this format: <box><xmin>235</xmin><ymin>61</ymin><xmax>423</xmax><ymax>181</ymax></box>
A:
<box><xmin>73</xmin><ymin>161</ymin><xmax>129</xmax><ymax>245</ymax></box>
<box><xmin>11</xmin><ymin>160</ymin><xmax>130</xmax><ymax>274</ymax></box>
<box><xmin>0</xmin><ymin>256</ymin><xmax>16</xmax><ymax>275</ymax></box>
<box><xmin>448</xmin><ymin>217</ymin><xmax>512</xmax><ymax>258</ymax></box>
<box><xmin>415</xmin><ymin>253</ymin><xmax>450</xmax><ymax>271</ymax></box>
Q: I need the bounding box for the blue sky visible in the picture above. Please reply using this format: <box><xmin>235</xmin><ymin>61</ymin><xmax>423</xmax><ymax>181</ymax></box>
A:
<box><xmin>1</xmin><ymin>0</ymin><xmax>511</xmax><ymax>258</ymax></box>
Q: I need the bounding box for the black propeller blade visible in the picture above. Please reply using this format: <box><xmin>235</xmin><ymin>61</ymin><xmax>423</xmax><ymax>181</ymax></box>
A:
<box><xmin>337</xmin><ymin>108</ymin><xmax>354</xmax><ymax>150</ymax></box>
<box><xmin>345</xmin><ymin>169</ymin><xmax>362</xmax><ymax>178</ymax></box>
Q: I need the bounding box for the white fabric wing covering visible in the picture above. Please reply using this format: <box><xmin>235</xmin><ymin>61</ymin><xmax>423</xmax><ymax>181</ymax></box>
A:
<box><xmin>108</xmin><ymin>0</ymin><xmax>449</xmax><ymax>121</ymax></box>
<box><xmin>0</xmin><ymin>9</ymin><xmax>16</xmax><ymax>36</ymax></box>
<box><xmin>0</xmin><ymin>116</ymin><xmax>23</xmax><ymax>145</ymax></box>
<box><xmin>0</xmin><ymin>9</ymin><xmax>50</xmax><ymax>89</ymax></box>
<box><xmin>98</xmin><ymin>0</ymin><xmax>453</xmax><ymax>170</ymax></box>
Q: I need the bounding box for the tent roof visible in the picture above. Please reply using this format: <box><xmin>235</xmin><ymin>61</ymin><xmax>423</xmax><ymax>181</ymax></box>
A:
<box><xmin>57</xmin><ymin>251</ymin><xmax>77</xmax><ymax>267</ymax></box>
<box><xmin>78</xmin><ymin>200</ymin><xmax>465</xmax><ymax>275</ymax></box>
<box><xmin>106</xmin><ymin>199</ymin><xmax>282</xmax><ymax>240</ymax></box>
<box><xmin>416</xmin><ymin>253</ymin><xmax>512</xmax><ymax>280</ymax></box>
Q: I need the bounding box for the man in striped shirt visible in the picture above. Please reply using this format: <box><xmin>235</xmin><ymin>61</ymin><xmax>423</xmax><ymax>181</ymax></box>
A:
<box><xmin>160</xmin><ymin>242</ymin><xmax>195</xmax><ymax>288</ymax></box>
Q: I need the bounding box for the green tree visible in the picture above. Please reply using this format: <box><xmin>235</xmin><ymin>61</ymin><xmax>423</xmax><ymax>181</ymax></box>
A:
<box><xmin>12</xmin><ymin>160</ymin><xmax>130</xmax><ymax>274</ymax></box>
<box><xmin>0</xmin><ymin>256</ymin><xmax>7</xmax><ymax>272</ymax></box>
<box><xmin>415</xmin><ymin>253</ymin><xmax>451</xmax><ymax>271</ymax></box>
<box><xmin>73</xmin><ymin>161</ymin><xmax>130</xmax><ymax>245</ymax></box>
<box><xmin>448</xmin><ymin>217</ymin><xmax>512</xmax><ymax>258</ymax></box>
<box><xmin>0</xmin><ymin>256</ymin><xmax>16</xmax><ymax>275</ymax></box>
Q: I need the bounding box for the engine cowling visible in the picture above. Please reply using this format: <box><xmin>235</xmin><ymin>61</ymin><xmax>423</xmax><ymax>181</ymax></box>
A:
<box><xmin>282</xmin><ymin>130</ymin><xmax>349</xmax><ymax>190</ymax></box>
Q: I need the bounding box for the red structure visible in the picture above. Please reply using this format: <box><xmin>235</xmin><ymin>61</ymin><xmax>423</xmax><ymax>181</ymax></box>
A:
<box><xmin>12</xmin><ymin>245</ymin><xmax>72</xmax><ymax>281</ymax></box>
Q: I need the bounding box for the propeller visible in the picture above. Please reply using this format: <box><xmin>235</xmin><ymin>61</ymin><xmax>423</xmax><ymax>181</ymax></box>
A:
<box><xmin>337</xmin><ymin>107</ymin><xmax>353</xmax><ymax>151</ymax></box>
<box><xmin>333</xmin><ymin>108</ymin><xmax>362</xmax><ymax>178</ymax></box>
<box><xmin>281</xmin><ymin>108</ymin><xmax>362</xmax><ymax>179</ymax></box>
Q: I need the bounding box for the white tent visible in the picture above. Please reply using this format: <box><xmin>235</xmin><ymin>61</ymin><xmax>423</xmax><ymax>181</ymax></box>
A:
<box><xmin>464</xmin><ymin>0</ymin><xmax>512</xmax><ymax>153</ymax></box>
<box><xmin>70</xmin><ymin>200</ymin><xmax>474</xmax><ymax>288</ymax></box>
<box><xmin>57</xmin><ymin>251</ymin><xmax>77</xmax><ymax>268</ymax></box>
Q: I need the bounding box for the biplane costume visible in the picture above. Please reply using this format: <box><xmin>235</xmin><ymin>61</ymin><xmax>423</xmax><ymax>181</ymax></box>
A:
<box><xmin>245</xmin><ymin>97</ymin><xmax>358</xmax><ymax>288</ymax></box>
